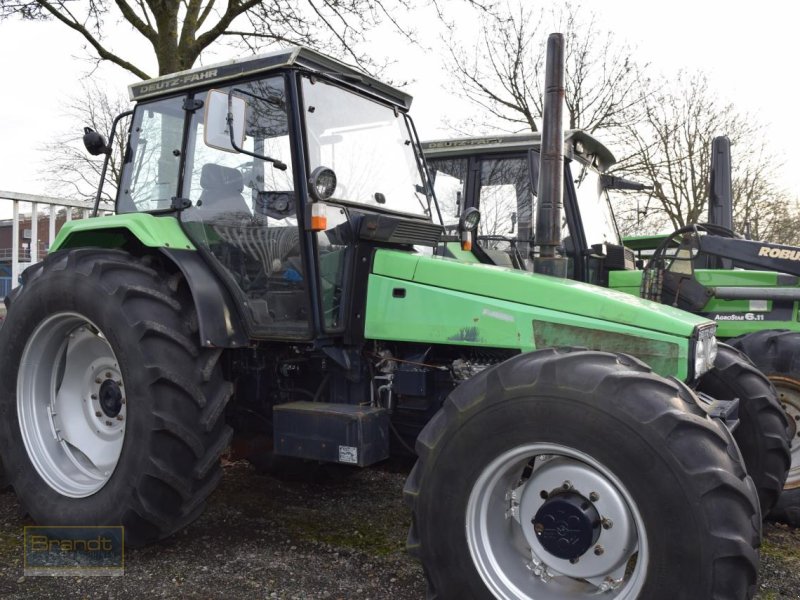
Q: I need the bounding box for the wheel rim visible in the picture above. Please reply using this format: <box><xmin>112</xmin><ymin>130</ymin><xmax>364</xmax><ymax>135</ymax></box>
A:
<box><xmin>466</xmin><ymin>443</ymin><xmax>648</xmax><ymax>599</ymax></box>
<box><xmin>772</xmin><ymin>377</ymin><xmax>800</xmax><ymax>490</ymax></box>
<box><xmin>17</xmin><ymin>312</ymin><xmax>126</xmax><ymax>498</ymax></box>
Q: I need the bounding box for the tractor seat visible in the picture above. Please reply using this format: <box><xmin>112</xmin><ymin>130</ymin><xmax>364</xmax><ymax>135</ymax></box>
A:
<box><xmin>197</xmin><ymin>164</ymin><xmax>251</xmax><ymax>219</ymax></box>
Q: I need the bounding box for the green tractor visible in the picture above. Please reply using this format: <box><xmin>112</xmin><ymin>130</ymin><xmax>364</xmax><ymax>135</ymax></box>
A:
<box><xmin>0</xmin><ymin>35</ymin><xmax>763</xmax><ymax>598</ymax></box>
<box><xmin>423</xmin><ymin>130</ymin><xmax>796</xmax><ymax>527</ymax></box>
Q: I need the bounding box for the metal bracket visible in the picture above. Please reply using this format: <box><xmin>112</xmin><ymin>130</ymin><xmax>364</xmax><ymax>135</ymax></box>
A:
<box><xmin>695</xmin><ymin>391</ymin><xmax>740</xmax><ymax>431</ymax></box>
<box><xmin>170</xmin><ymin>197</ymin><xmax>192</xmax><ymax>211</ymax></box>
<box><xmin>183</xmin><ymin>98</ymin><xmax>205</xmax><ymax>112</ymax></box>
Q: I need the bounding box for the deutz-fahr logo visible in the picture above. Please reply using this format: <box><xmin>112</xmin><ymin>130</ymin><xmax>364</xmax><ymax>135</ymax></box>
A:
<box><xmin>712</xmin><ymin>313</ymin><xmax>765</xmax><ymax>321</ymax></box>
<box><xmin>136</xmin><ymin>68</ymin><xmax>219</xmax><ymax>96</ymax></box>
<box><xmin>425</xmin><ymin>138</ymin><xmax>503</xmax><ymax>149</ymax></box>
<box><xmin>758</xmin><ymin>246</ymin><xmax>800</xmax><ymax>260</ymax></box>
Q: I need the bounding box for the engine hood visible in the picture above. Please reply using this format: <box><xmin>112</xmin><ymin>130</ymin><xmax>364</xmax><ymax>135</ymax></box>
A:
<box><xmin>372</xmin><ymin>250</ymin><xmax>710</xmax><ymax>339</ymax></box>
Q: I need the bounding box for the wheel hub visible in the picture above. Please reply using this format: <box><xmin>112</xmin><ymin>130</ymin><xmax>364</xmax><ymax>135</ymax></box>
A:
<box><xmin>533</xmin><ymin>491</ymin><xmax>601</xmax><ymax>560</ymax></box>
<box><xmin>99</xmin><ymin>379</ymin><xmax>123</xmax><ymax>418</ymax></box>
<box><xmin>466</xmin><ymin>445</ymin><xmax>647</xmax><ymax>599</ymax></box>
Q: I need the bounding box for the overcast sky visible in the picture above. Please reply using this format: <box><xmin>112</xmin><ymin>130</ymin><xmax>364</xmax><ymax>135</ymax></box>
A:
<box><xmin>1</xmin><ymin>0</ymin><xmax>798</xmax><ymax>206</ymax></box>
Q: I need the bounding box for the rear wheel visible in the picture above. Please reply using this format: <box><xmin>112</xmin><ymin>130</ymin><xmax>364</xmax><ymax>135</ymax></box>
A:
<box><xmin>730</xmin><ymin>330</ymin><xmax>800</xmax><ymax>526</ymax></box>
<box><xmin>405</xmin><ymin>349</ymin><xmax>760</xmax><ymax>599</ymax></box>
<box><xmin>696</xmin><ymin>343</ymin><xmax>790</xmax><ymax>514</ymax></box>
<box><xmin>0</xmin><ymin>249</ymin><xmax>233</xmax><ymax>546</ymax></box>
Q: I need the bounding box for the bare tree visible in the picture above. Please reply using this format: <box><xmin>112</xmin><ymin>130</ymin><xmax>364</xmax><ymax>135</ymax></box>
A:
<box><xmin>42</xmin><ymin>83</ymin><xmax>130</xmax><ymax>207</ymax></box>
<box><xmin>611</xmin><ymin>70</ymin><xmax>795</xmax><ymax>241</ymax></box>
<box><xmin>444</xmin><ymin>1</ymin><xmax>643</xmax><ymax>134</ymax></box>
<box><xmin>730</xmin><ymin>143</ymin><xmax>800</xmax><ymax>245</ymax></box>
<box><xmin>0</xmin><ymin>0</ymin><xmax>420</xmax><ymax>78</ymax></box>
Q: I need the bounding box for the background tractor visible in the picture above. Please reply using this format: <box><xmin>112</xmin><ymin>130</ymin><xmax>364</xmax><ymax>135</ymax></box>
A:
<box><xmin>0</xmin><ymin>36</ymin><xmax>763</xmax><ymax>598</ymax></box>
<box><xmin>424</xmin><ymin>130</ymin><xmax>796</xmax><ymax>526</ymax></box>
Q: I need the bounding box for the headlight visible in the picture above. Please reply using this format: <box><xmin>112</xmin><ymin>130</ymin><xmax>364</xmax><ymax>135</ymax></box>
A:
<box><xmin>308</xmin><ymin>166</ymin><xmax>337</xmax><ymax>201</ymax></box>
<box><xmin>693</xmin><ymin>324</ymin><xmax>718</xmax><ymax>378</ymax></box>
<box><xmin>459</xmin><ymin>207</ymin><xmax>481</xmax><ymax>232</ymax></box>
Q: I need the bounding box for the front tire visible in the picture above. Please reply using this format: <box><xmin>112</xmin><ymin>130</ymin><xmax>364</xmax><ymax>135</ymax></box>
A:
<box><xmin>0</xmin><ymin>249</ymin><xmax>233</xmax><ymax>546</ymax></box>
<box><xmin>730</xmin><ymin>330</ymin><xmax>800</xmax><ymax>526</ymax></box>
<box><xmin>404</xmin><ymin>349</ymin><xmax>760</xmax><ymax>599</ymax></box>
<box><xmin>696</xmin><ymin>343</ymin><xmax>790</xmax><ymax>515</ymax></box>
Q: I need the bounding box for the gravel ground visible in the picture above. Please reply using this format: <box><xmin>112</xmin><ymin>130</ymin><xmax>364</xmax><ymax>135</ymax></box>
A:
<box><xmin>0</xmin><ymin>460</ymin><xmax>797</xmax><ymax>599</ymax></box>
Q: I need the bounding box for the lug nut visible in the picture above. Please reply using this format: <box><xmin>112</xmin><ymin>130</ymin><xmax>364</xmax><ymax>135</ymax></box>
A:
<box><xmin>95</xmin><ymin>378</ymin><xmax>102</xmax><ymax>384</ymax></box>
<box><xmin>116</xmin><ymin>415</ymin><xmax>124</xmax><ymax>421</ymax></box>
<box><xmin>602</xmin><ymin>518</ymin><xmax>614</xmax><ymax>530</ymax></box>
<box><xmin>91</xmin><ymin>394</ymin><xmax>98</xmax><ymax>400</ymax></box>
<box><xmin>533</xmin><ymin>522</ymin><xmax>544</xmax><ymax>535</ymax></box>
<box><xmin>569</xmin><ymin>557</ymin><xmax>579</xmax><ymax>564</ymax></box>
<box><xmin>562</xmin><ymin>480</ymin><xmax>572</xmax><ymax>490</ymax></box>
<box><xmin>589</xmin><ymin>492</ymin><xmax>600</xmax><ymax>502</ymax></box>
<box><xmin>594</xmin><ymin>545</ymin><xmax>604</xmax><ymax>556</ymax></box>
<box><xmin>105</xmin><ymin>420</ymin><xmax>113</xmax><ymax>426</ymax></box>
<box><xmin>105</xmin><ymin>372</ymin><xmax>112</xmax><ymax>379</ymax></box>
<box><xmin>95</xmin><ymin>411</ymin><xmax>102</xmax><ymax>417</ymax></box>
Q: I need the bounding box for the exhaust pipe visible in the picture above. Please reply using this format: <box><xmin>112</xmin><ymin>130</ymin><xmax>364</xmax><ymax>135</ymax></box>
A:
<box><xmin>707</xmin><ymin>136</ymin><xmax>733</xmax><ymax>231</ymax></box>
<box><xmin>534</xmin><ymin>33</ymin><xmax>568</xmax><ymax>277</ymax></box>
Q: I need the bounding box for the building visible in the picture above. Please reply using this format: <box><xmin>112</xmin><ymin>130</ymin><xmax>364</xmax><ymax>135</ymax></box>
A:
<box><xmin>0</xmin><ymin>191</ymin><xmax>95</xmax><ymax>298</ymax></box>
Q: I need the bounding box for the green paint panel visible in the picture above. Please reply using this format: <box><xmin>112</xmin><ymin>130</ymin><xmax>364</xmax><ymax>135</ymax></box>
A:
<box><xmin>372</xmin><ymin>250</ymin><xmax>419</xmax><ymax>280</ymax></box>
<box><xmin>444</xmin><ymin>242</ymin><xmax>481</xmax><ymax>263</ymax></box>
<box><xmin>373</xmin><ymin>250</ymin><xmax>708</xmax><ymax>338</ymax></box>
<box><xmin>608</xmin><ymin>270</ymin><xmax>643</xmax><ymax>296</ymax></box>
<box><xmin>695</xmin><ymin>269</ymin><xmax>778</xmax><ymax>287</ymax></box>
<box><xmin>364</xmin><ymin>274</ymin><xmax>690</xmax><ymax>380</ymax></box>
<box><xmin>51</xmin><ymin>214</ymin><xmax>196</xmax><ymax>251</ymax></box>
<box><xmin>622</xmin><ymin>234</ymin><xmax>669</xmax><ymax>251</ymax></box>
<box><xmin>533</xmin><ymin>320</ymin><xmax>679</xmax><ymax>376</ymax></box>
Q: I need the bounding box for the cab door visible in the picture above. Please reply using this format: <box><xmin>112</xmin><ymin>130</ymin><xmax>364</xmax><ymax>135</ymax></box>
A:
<box><xmin>179</xmin><ymin>76</ymin><xmax>312</xmax><ymax>339</ymax></box>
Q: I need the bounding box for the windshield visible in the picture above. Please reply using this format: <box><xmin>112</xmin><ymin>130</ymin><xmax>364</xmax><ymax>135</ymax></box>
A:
<box><xmin>572</xmin><ymin>161</ymin><xmax>621</xmax><ymax>246</ymax></box>
<box><xmin>117</xmin><ymin>97</ymin><xmax>184</xmax><ymax>212</ymax></box>
<box><xmin>301</xmin><ymin>76</ymin><xmax>430</xmax><ymax>218</ymax></box>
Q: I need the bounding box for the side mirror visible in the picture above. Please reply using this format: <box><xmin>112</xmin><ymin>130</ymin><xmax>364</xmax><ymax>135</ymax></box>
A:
<box><xmin>83</xmin><ymin>127</ymin><xmax>110</xmax><ymax>156</ymax></box>
<box><xmin>204</xmin><ymin>89</ymin><xmax>246</xmax><ymax>153</ymax></box>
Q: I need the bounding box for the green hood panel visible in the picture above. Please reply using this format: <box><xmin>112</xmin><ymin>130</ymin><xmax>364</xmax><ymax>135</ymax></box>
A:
<box><xmin>365</xmin><ymin>273</ymin><xmax>688</xmax><ymax>379</ymax></box>
<box><xmin>51</xmin><ymin>214</ymin><xmax>196</xmax><ymax>252</ymax></box>
<box><xmin>372</xmin><ymin>250</ymin><xmax>708</xmax><ymax>338</ymax></box>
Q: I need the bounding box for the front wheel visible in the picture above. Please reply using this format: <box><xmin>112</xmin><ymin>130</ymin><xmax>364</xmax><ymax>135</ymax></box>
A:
<box><xmin>405</xmin><ymin>349</ymin><xmax>760</xmax><ymax>599</ymax></box>
<box><xmin>730</xmin><ymin>330</ymin><xmax>800</xmax><ymax>526</ymax></box>
<box><xmin>696</xmin><ymin>343</ymin><xmax>790</xmax><ymax>515</ymax></box>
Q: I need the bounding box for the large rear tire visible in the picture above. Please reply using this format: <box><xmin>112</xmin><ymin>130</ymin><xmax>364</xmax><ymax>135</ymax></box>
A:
<box><xmin>730</xmin><ymin>330</ymin><xmax>800</xmax><ymax>526</ymax></box>
<box><xmin>696</xmin><ymin>343</ymin><xmax>790</xmax><ymax>515</ymax></box>
<box><xmin>0</xmin><ymin>249</ymin><xmax>233</xmax><ymax>546</ymax></box>
<box><xmin>404</xmin><ymin>348</ymin><xmax>760</xmax><ymax>599</ymax></box>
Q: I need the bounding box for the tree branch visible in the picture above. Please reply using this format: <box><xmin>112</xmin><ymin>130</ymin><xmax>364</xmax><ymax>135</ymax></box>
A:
<box><xmin>36</xmin><ymin>0</ymin><xmax>151</xmax><ymax>79</ymax></box>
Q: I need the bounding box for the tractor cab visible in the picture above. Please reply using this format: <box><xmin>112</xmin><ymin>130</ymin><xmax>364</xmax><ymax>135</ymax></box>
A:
<box><xmin>114</xmin><ymin>47</ymin><xmax>439</xmax><ymax>340</ymax></box>
<box><xmin>424</xmin><ymin>131</ymin><xmax>633</xmax><ymax>286</ymax></box>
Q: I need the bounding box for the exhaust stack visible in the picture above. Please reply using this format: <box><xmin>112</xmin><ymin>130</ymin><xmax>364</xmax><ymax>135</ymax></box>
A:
<box><xmin>534</xmin><ymin>33</ymin><xmax>568</xmax><ymax>277</ymax></box>
<box><xmin>707</xmin><ymin>136</ymin><xmax>733</xmax><ymax>231</ymax></box>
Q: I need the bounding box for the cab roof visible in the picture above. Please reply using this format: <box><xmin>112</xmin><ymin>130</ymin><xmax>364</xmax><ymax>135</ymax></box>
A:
<box><xmin>129</xmin><ymin>46</ymin><xmax>413</xmax><ymax>110</ymax></box>
<box><xmin>422</xmin><ymin>130</ymin><xmax>616</xmax><ymax>172</ymax></box>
